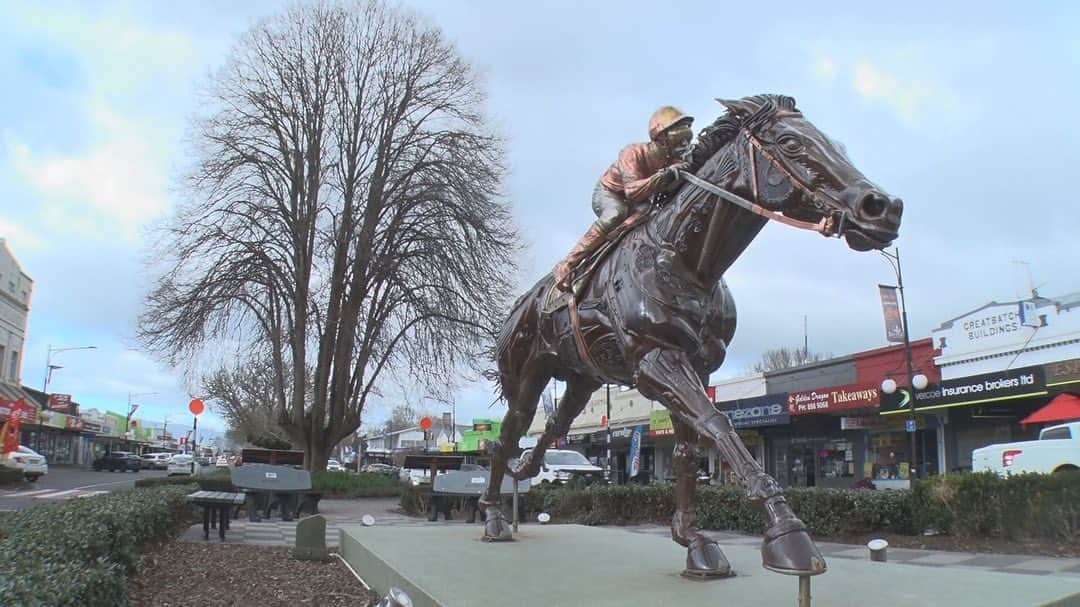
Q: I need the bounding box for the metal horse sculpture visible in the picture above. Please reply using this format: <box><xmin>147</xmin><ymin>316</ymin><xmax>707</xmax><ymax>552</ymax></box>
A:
<box><xmin>480</xmin><ymin>94</ymin><xmax>903</xmax><ymax>578</ymax></box>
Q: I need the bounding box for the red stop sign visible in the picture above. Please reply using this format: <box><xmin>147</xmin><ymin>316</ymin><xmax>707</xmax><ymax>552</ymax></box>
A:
<box><xmin>419</xmin><ymin>416</ymin><xmax>433</xmax><ymax>430</ymax></box>
<box><xmin>189</xmin><ymin>399</ymin><xmax>205</xmax><ymax>416</ymax></box>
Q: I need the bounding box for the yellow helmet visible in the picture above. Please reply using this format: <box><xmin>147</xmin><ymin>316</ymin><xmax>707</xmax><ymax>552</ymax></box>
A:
<box><xmin>648</xmin><ymin>106</ymin><xmax>694</xmax><ymax>141</ymax></box>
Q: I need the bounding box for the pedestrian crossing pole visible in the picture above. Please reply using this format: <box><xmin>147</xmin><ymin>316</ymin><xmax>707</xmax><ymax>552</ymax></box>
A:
<box><xmin>189</xmin><ymin>399</ymin><xmax>205</xmax><ymax>475</ymax></box>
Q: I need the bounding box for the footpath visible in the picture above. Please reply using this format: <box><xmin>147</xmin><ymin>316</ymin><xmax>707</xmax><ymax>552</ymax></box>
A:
<box><xmin>179</xmin><ymin>497</ymin><xmax>1080</xmax><ymax>579</ymax></box>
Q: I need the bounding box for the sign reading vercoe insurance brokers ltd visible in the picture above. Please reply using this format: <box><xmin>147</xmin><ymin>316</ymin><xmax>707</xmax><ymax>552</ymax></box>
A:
<box><xmin>787</xmin><ymin>383</ymin><xmax>880</xmax><ymax>416</ymax></box>
<box><xmin>881</xmin><ymin>366</ymin><xmax>1046</xmax><ymax>414</ymax></box>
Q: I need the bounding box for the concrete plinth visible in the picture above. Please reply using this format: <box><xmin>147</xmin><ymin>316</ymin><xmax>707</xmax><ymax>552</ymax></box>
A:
<box><xmin>339</xmin><ymin>524</ymin><xmax>1080</xmax><ymax>607</ymax></box>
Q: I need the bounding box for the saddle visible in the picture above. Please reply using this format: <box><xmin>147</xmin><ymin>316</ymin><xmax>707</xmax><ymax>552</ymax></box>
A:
<box><xmin>543</xmin><ymin>208</ymin><xmax>652</xmax><ymax>313</ymax></box>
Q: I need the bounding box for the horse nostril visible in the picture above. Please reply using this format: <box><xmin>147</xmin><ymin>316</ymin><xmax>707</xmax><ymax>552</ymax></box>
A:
<box><xmin>858</xmin><ymin>192</ymin><xmax>889</xmax><ymax>220</ymax></box>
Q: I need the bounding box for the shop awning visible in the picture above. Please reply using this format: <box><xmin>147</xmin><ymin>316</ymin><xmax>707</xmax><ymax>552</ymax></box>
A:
<box><xmin>1020</xmin><ymin>393</ymin><xmax>1080</xmax><ymax>426</ymax></box>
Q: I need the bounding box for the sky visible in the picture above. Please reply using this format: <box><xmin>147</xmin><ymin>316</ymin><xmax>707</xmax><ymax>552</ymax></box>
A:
<box><xmin>1</xmin><ymin>1</ymin><xmax>1078</xmax><ymax>439</ymax></box>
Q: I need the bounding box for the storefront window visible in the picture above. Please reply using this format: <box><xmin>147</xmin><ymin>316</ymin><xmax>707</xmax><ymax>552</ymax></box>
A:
<box><xmin>867</xmin><ymin>432</ymin><xmax>910</xmax><ymax>481</ymax></box>
<box><xmin>817</xmin><ymin>439</ymin><xmax>854</xmax><ymax>480</ymax></box>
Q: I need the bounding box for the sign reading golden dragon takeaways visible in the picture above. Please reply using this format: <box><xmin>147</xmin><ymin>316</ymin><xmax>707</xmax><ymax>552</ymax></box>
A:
<box><xmin>787</xmin><ymin>382</ymin><xmax>880</xmax><ymax>415</ymax></box>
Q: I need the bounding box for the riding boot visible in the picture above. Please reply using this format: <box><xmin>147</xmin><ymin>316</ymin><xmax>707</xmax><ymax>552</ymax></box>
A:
<box><xmin>552</xmin><ymin>224</ymin><xmax>607</xmax><ymax>291</ymax></box>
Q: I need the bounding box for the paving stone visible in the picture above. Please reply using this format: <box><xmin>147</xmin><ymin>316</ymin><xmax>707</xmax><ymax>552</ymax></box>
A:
<box><xmin>996</xmin><ymin>568</ymin><xmax>1053</xmax><ymax>576</ymax></box>
<box><xmin>953</xmin><ymin>554</ymin><xmax>1031</xmax><ymax>568</ymax></box>
<box><xmin>906</xmin><ymin>552</ymin><xmax>980</xmax><ymax>565</ymax></box>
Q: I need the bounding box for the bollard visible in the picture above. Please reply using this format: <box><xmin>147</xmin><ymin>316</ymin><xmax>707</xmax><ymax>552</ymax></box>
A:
<box><xmin>377</xmin><ymin>587</ymin><xmax>413</xmax><ymax>607</ymax></box>
<box><xmin>867</xmin><ymin>538</ymin><xmax>888</xmax><ymax>562</ymax></box>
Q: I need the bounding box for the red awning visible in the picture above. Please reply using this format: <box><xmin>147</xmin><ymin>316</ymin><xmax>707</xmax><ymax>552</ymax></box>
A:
<box><xmin>1021</xmin><ymin>393</ymin><xmax>1080</xmax><ymax>426</ymax></box>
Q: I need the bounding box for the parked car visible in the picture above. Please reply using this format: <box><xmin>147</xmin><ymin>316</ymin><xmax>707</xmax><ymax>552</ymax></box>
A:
<box><xmin>0</xmin><ymin>445</ymin><xmax>49</xmax><ymax>481</ymax></box>
<box><xmin>973</xmin><ymin>421</ymin><xmax>1080</xmax><ymax>475</ymax></box>
<box><xmin>215</xmin><ymin>455</ymin><xmax>229</xmax><ymax>468</ymax></box>
<box><xmin>167</xmin><ymin>454</ymin><xmax>194</xmax><ymax>476</ymax></box>
<box><xmin>362</xmin><ymin>460</ymin><xmax>397</xmax><ymax>475</ymax></box>
<box><xmin>326</xmin><ymin>459</ymin><xmax>344</xmax><ymax>472</ymax></box>
<box><xmin>141</xmin><ymin>453</ymin><xmax>172</xmax><ymax>470</ymax></box>
<box><xmin>530</xmin><ymin>449</ymin><xmax>604</xmax><ymax>485</ymax></box>
<box><xmin>93</xmin><ymin>451</ymin><xmax>142</xmax><ymax>472</ymax></box>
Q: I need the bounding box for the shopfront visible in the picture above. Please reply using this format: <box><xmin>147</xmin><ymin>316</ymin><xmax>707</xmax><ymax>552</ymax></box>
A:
<box><xmin>715</xmin><ymin>393</ymin><xmax>784</xmax><ymax>485</ymax></box>
<box><xmin>880</xmin><ymin>365</ymin><xmax>1048</xmax><ymax>472</ymax></box>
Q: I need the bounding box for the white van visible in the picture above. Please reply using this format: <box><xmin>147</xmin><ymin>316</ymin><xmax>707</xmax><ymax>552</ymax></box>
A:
<box><xmin>531</xmin><ymin>449</ymin><xmax>604</xmax><ymax>485</ymax></box>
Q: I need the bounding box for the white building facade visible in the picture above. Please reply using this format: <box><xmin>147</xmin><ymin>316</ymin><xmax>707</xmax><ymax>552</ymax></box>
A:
<box><xmin>0</xmin><ymin>239</ymin><xmax>33</xmax><ymax>395</ymax></box>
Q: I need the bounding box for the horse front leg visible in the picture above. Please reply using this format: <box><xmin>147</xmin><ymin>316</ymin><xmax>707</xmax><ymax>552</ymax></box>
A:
<box><xmin>671</xmin><ymin>416</ymin><xmax>731</xmax><ymax>577</ymax></box>
<box><xmin>637</xmin><ymin>347</ymin><xmax>826</xmax><ymax>577</ymax></box>
<box><xmin>480</xmin><ymin>366</ymin><xmax>545</xmax><ymax>542</ymax></box>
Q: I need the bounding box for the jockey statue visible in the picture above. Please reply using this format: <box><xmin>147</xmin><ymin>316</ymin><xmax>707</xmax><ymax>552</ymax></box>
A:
<box><xmin>552</xmin><ymin>106</ymin><xmax>694</xmax><ymax>290</ymax></box>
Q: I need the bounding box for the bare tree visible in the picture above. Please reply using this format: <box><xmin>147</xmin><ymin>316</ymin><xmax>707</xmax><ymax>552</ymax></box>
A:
<box><xmin>202</xmin><ymin>358</ymin><xmax>295</xmax><ymax>448</ymax></box>
<box><xmin>139</xmin><ymin>1</ymin><xmax>518</xmax><ymax>471</ymax></box>
<box><xmin>384</xmin><ymin>403</ymin><xmax>419</xmax><ymax>433</ymax></box>
<box><xmin>751</xmin><ymin>346</ymin><xmax>831</xmax><ymax>373</ymax></box>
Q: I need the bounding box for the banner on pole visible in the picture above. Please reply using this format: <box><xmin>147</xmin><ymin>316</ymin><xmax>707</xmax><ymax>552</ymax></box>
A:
<box><xmin>628</xmin><ymin>426</ymin><xmax>643</xmax><ymax>478</ymax></box>
<box><xmin>878</xmin><ymin>285</ymin><xmax>905</xmax><ymax>343</ymax></box>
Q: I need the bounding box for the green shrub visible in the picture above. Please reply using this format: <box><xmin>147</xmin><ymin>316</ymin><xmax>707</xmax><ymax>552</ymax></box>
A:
<box><xmin>499</xmin><ymin>483</ymin><xmax>915</xmax><ymax>537</ymax></box>
<box><xmin>0</xmin><ymin>485</ymin><xmax>194</xmax><ymax>606</ymax></box>
<box><xmin>312</xmin><ymin>472</ymin><xmax>403</xmax><ymax>498</ymax></box>
<box><xmin>912</xmin><ymin>472</ymin><xmax>1080</xmax><ymax>541</ymax></box>
<box><xmin>134</xmin><ymin>470</ymin><xmax>233</xmax><ymax>492</ymax></box>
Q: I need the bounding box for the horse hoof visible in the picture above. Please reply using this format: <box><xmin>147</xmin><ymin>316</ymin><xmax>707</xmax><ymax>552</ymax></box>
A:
<box><xmin>482</xmin><ymin>512</ymin><xmax>513</xmax><ymax>542</ymax></box>
<box><xmin>508</xmin><ymin>453</ymin><xmax>538</xmax><ymax>481</ymax></box>
<box><xmin>761</xmin><ymin>526</ymin><xmax>826</xmax><ymax>576</ymax></box>
<box><xmin>684</xmin><ymin>537</ymin><xmax>732</xmax><ymax>578</ymax></box>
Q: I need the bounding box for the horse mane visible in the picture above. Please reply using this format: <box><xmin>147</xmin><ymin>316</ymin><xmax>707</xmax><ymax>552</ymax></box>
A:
<box><xmin>683</xmin><ymin>94</ymin><xmax>798</xmax><ymax>172</ymax></box>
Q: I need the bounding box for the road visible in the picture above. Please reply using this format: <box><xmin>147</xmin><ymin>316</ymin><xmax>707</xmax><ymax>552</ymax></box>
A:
<box><xmin>0</xmin><ymin>466</ymin><xmax>171</xmax><ymax>511</ymax></box>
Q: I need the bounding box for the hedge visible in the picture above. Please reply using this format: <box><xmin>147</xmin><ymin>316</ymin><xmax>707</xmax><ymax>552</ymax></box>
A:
<box><xmin>134</xmin><ymin>470</ymin><xmax>234</xmax><ymax>492</ymax></box>
<box><xmin>135</xmin><ymin>470</ymin><xmax>403</xmax><ymax>498</ymax></box>
<box><xmin>0</xmin><ymin>485</ymin><xmax>194</xmax><ymax>606</ymax></box>
<box><xmin>311</xmin><ymin>471</ymin><xmax>403</xmax><ymax>498</ymax></box>
<box><xmin>912</xmin><ymin>472</ymin><xmax>1080</xmax><ymax>541</ymax></box>
<box><xmin>402</xmin><ymin>472</ymin><xmax>1080</xmax><ymax>542</ymax></box>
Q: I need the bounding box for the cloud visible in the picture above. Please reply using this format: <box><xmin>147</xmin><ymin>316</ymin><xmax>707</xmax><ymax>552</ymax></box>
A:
<box><xmin>812</xmin><ymin>56</ymin><xmax>837</xmax><ymax>83</ymax></box>
<box><xmin>8</xmin><ymin>99</ymin><xmax>171</xmax><ymax>241</ymax></box>
<box><xmin>851</xmin><ymin>60</ymin><xmax>932</xmax><ymax>125</ymax></box>
<box><xmin>0</xmin><ymin>216</ymin><xmax>43</xmax><ymax>252</ymax></box>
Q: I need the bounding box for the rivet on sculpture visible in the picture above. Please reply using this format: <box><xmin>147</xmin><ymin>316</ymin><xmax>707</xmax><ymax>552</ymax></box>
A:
<box><xmin>292</xmin><ymin>514</ymin><xmax>330</xmax><ymax>561</ymax></box>
<box><xmin>479</xmin><ymin>94</ymin><xmax>903</xmax><ymax>580</ymax></box>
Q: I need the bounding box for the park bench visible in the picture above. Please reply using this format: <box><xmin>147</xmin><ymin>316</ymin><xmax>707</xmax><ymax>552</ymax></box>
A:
<box><xmin>430</xmin><ymin>465</ymin><xmax>530</xmax><ymax>524</ymax></box>
<box><xmin>230</xmin><ymin>463</ymin><xmax>317</xmax><ymax>522</ymax></box>
<box><xmin>186</xmin><ymin>490</ymin><xmax>246</xmax><ymax>540</ymax></box>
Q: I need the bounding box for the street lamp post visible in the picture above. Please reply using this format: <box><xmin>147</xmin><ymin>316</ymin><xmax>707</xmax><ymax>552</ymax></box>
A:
<box><xmin>605</xmin><ymin>384</ymin><xmax>613</xmax><ymax>484</ymax></box>
<box><xmin>127</xmin><ymin>391</ymin><xmax>158</xmax><ymax>448</ymax></box>
<box><xmin>38</xmin><ymin>344</ymin><xmax>96</xmax><ymax>452</ymax></box>
<box><xmin>878</xmin><ymin>249</ymin><xmax>928</xmax><ymax>482</ymax></box>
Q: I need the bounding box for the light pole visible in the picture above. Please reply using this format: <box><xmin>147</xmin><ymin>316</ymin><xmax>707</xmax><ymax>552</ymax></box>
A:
<box><xmin>127</xmin><ymin>391</ymin><xmax>158</xmax><ymax>450</ymax></box>
<box><xmin>38</xmin><ymin>344</ymin><xmax>96</xmax><ymax>452</ymax></box>
<box><xmin>605</xmin><ymin>384</ymin><xmax>613</xmax><ymax>484</ymax></box>
<box><xmin>877</xmin><ymin>249</ymin><xmax>928</xmax><ymax>482</ymax></box>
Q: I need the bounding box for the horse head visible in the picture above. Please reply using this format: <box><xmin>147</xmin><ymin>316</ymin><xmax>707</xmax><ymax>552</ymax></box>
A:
<box><xmin>691</xmin><ymin>94</ymin><xmax>902</xmax><ymax>253</ymax></box>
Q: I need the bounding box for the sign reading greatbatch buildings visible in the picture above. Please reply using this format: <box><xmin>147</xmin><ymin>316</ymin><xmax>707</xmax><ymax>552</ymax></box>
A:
<box><xmin>881</xmin><ymin>365</ymin><xmax>1046</xmax><ymax>414</ymax></box>
<box><xmin>716</xmin><ymin>394</ymin><xmax>789</xmax><ymax>429</ymax></box>
<box><xmin>787</xmin><ymin>383</ymin><xmax>880</xmax><ymax>415</ymax></box>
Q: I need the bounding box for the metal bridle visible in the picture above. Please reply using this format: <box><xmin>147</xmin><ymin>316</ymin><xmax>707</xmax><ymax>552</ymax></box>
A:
<box><xmin>678</xmin><ymin>126</ymin><xmax>849</xmax><ymax>238</ymax></box>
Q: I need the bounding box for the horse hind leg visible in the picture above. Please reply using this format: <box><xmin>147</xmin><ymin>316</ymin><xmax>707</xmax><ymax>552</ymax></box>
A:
<box><xmin>636</xmin><ymin>347</ymin><xmax>826</xmax><ymax>577</ymax></box>
<box><xmin>671</xmin><ymin>416</ymin><xmax>731</xmax><ymax>578</ymax></box>
<box><xmin>480</xmin><ymin>362</ymin><xmax>547</xmax><ymax>542</ymax></box>
<box><xmin>509</xmin><ymin>374</ymin><xmax>601</xmax><ymax>481</ymax></box>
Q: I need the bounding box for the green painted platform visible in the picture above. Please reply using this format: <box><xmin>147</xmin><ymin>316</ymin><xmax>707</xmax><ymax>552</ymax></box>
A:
<box><xmin>340</xmin><ymin>524</ymin><xmax>1080</xmax><ymax>607</ymax></box>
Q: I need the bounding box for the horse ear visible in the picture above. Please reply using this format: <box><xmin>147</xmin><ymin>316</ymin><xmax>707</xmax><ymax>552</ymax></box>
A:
<box><xmin>716</xmin><ymin>98</ymin><xmax>748</xmax><ymax>116</ymax></box>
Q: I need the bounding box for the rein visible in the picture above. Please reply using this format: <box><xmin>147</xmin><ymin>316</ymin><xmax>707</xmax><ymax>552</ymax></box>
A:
<box><xmin>678</xmin><ymin>128</ymin><xmax>846</xmax><ymax>238</ymax></box>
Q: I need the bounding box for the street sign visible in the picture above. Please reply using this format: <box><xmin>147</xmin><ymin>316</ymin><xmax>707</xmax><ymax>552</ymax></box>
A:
<box><xmin>189</xmin><ymin>399</ymin><xmax>205</xmax><ymax>416</ymax></box>
<box><xmin>419</xmin><ymin>416</ymin><xmax>433</xmax><ymax>430</ymax></box>
<box><xmin>905</xmin><ymin>419</ymin><xmax>916</xmax><ymax>433</ymax></box>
